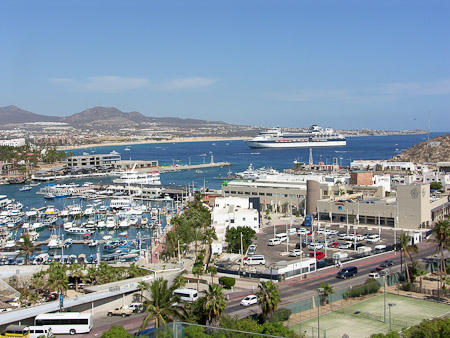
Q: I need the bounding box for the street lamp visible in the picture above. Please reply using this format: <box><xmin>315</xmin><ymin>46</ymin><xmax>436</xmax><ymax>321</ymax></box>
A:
<box><xmin>317</xmin><ymin>287</ymin><xmax>325</xmax><ymax>338</ymax></box>
<box><xmin>388</xmin><ymin>303</ymin><xmax>396</xmax><ymax>331</ymax></box>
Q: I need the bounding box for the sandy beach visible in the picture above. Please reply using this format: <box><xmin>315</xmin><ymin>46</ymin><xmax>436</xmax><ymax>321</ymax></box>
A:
<box><xmin>57</xmin><ymin>136</ymin><xmax>249</xmax><ymax>151</ymax></box>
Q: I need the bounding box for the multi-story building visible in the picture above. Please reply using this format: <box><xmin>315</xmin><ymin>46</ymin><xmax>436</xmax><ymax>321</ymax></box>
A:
<box><xmin>65</xmin><ymin>151</ymin><xmax>121</xmax><ymax>168</ymax></box>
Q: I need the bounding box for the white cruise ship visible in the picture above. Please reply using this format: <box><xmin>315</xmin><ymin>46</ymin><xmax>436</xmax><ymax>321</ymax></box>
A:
<box><xmin>245</xmin><ymin>125</ymin><xmax>346</xmax><ymax>149</ymax></box>
<box><xmin>112</xmin><ymin>164</ymin><xmax>161</xmax><ymax>185</ymax></box>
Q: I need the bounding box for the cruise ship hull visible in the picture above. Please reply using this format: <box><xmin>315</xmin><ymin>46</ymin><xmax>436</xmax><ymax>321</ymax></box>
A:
<box><xmin>245</xmin><ymin>140</ymin><xmax>346</xmax><ymax>148</ymax></box>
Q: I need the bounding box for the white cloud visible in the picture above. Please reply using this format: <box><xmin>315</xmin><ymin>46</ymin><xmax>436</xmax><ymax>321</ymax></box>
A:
<box><xmin>271</xmin><ymin>78</ymin><xmax>450</xmax><ymax>103</ymax></box>
<box><xmin>160</xmin><ymin>77</ymin><xmax>220</xmax><ymax>90</ymax></box>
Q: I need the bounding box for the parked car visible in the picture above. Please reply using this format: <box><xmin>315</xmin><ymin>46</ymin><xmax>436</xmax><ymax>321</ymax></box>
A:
<box><xmin>240</xmin><ymin>294</ymin><xmax>258</xmax><ymax>307</ymax></box>
<box><xmin>107</xmin><ymin>307</ymin><xmax>134</xmax><ymax>317</ymax></box>
<box><xmin>247</xmin><ymin>244</ymin><xmax>257</xmax><ymax>255</ymax></box>
<box><xmin>355</xmin><ymin>234</ymin><xmax>365</xmax><ymax>241</ymax></box>
<box><xmin>309</xmin><ymin>251</ymin><xmax>325</xmax><ymax>260</ymax></box>
<box><xmin>308</xmin><ymin>243</ymin><xmax>324</xmax><ymax>250</ymax></box>
<box><xmin>328</xmin><ymin>241</ymin><xmax>339</xmax><ymax>248</ymax></box>
<box><xmin>124</xmin><ymin>302</ymin><xmax>144</xmax><ymax>313</ymax></box>
<box><xmin>371</xmin><ymin>266</ymin><xmax>385</xmax><ymax>273</ymax></box>
<box><xmin>297</xmin><ymin>228</ymin><xmax>309</xmax><ymax>235</ymax></box>
<box><xmin>380</xmin><ymin>260</ymin><xmax>394</xmax><ymax>267</ymax></box>
<box><xmin>289</xmin><ymin>249</ymin><xmax>304</xmax><ymax>257</ymax></box>
<box><xmin>338</xmin><ymin>242</ymin><xmax>352</xmax><ymax>249</ymax></box>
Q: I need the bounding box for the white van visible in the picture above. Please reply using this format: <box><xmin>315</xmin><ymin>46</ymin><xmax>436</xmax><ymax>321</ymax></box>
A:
<box><xmin>366</xmin><ymin>234</ymin><xmax>380</xmax><ymax>244</ymax></box>
<box><xmin>374</xmin><ymin>244</ymin><xmax>387</xmax><ymax>253</ymax></box>
<box><xmin>275</xmin><ymin>233</ymin><xmax>288</xmax><ymax>242</ymax></box>
<box><xmin>27</xmin><ymin>326</ymin><xmax>53</xmax><ymax>338</ymax></box>
<box><xmin>173</xmin><ymin>288</ymin><xmax>198</xmax><ymax>303</ymax></box>
<box><xmin>243</xmin><ymin>255</ymin><xmax>266</xmax><ymax>266</ymax></box>
<box><xmin>268</xmin><ymin>238</ymin><xmax>282</xmax><ymax>246</ymax></box>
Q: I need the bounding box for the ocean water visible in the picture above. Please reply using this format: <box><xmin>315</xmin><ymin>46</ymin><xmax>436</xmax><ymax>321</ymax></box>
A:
<box><xmin>70</xmin><ymin>132</ymin><xmax>443</xmax><ymax>190</ymax></box>
<box><xmin>0</xmin><ymin>132</ymin><xmax>445</xmax><ymax>258</ymax></box>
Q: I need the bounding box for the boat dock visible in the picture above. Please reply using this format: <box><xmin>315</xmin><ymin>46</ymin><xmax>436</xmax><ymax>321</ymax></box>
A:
<box><xmin>31</xmin><ymin>161</ymin><xmax>231</xmax><ymax>181</ymax></box>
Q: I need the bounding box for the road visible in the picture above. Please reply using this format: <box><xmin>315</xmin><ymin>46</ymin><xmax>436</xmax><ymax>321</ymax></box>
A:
<box><xmin>68</xmin><ymin>240</ymin><xmax>437</xmax><ymax>336</ymax></box>
<box><xmin>225</xmin><ymin>240</ymin><xmax>437</xmax><ymax>318</ymax></box>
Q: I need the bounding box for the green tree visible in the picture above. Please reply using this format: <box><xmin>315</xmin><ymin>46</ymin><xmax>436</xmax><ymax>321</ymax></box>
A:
<box><xmin>202</xmin><ymin>283</ymin><xmax>227</xmax><ymax>327</ymax></box>
<box><xmin>225</xmin><ymin>226</ymin><xmax>256</xmax><ymax>253</ymax></box>
<box><xmin>430</xmin><ymin>182</ymin><xmax>443</xmax><ymax>191</ymax></box>
<box><xmin>140</xmin><ymin>278</ymin><xmax>186</xmax><ymax>330</ymax></box>
<box><xmin>137</xmin><ymin>281</ymin><xmax>150</xmax><ymax>302</ymax></box>
<box><xmin>399</xmin><ymin>233</ymin><xmax>419</xmax><ymax>283</ymax></box>
<box><xmin>318</xmin><ymin>283</ymin><xmax>335</xmax><ymax>306</ymax></box>
<box><xmin>17</xmin><ymin>233</ymin><xmax>40</xmax><ymax>265</ymax></box>
<box><xmin>69</xmin><ymin>263</ymin><xmax>84</xmax><ymax>292</ymax></box>
<box><xmin>173</xmin><ymin>271</ymin><xmax>187</xmax><ymax>289</ymax></box>
<box><xmin>431</xmin><ymin>220</ymin><xmax>450</xmax><ymax>291</ymax></box>
<box><xmin>47</xmin><ymin>262</ymin><xmax>69</xmax><ymax>295</ymax></box>
<box><xmin>192</xmin><ymin>254</ymin><xmax>205</xmax><ymax>291</ymax></box>
<box><xmin>257</xmin><ymin>281</ymin><xmax>281</xmax><ymax>322</ymax></box>
<box><xmin>206</xmin><ymin>264</ymin><xmax>218</xmax><ymax>284</ymax></box>
<box><xmin>101</xmin><ymin>325</ymin><xmax>132</xmax><ymax>338</ymax></box>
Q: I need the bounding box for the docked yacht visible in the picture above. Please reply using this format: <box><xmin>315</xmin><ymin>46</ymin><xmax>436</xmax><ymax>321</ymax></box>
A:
<box><xmin>112</xmin><ymin>164</ymin><xmax>161</xmax><ymax>185</ymax></box>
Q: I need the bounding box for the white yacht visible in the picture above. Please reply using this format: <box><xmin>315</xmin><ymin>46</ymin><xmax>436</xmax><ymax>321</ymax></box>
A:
<box><xmin>112</xmin><ymin>163</ymin><xmax>161</xmax><ymax>185</ymax></box>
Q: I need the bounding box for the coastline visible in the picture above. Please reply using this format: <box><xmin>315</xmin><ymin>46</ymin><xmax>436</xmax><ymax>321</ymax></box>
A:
<box><xmin>57</xmin><ymin>136</ymin><xmax>249</xmax><ymax>151</ymax></box>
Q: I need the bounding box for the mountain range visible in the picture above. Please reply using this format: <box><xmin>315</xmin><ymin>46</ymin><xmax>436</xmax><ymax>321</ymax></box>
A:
<box><xmin>0</xmin><ymin>105</ymin><xmax>229</xmax><ymax>129</ymax></box>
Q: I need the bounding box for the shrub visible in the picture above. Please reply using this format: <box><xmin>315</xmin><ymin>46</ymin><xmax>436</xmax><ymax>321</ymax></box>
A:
<box><xmin>268</xmin><ymin>308</ymin><xmax>292</xmax><ymax>323</ymax></box>
<box><xmin>218</xmin><ymin>276</ymin><xmax>236</xmax><ymax>289</ymax></box>
<box><xmin>401</xmin><ymin>281</ymin><xmax>412</xmax><ymax>291</ymax></box>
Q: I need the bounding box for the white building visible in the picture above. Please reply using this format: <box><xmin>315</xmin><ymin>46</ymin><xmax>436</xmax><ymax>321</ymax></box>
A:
<box><xmin>0</xmin><ymin>138</ymin><xmax>26</xmax><ymax>147</ymax></box>
<box><xmin>210</xmin><ymin>197</ymin><xmax>260</xmax><ymax>255</ymax></box>
<box><xmin>351</xmin><ymin>160</ymin><xmax>416</xmax><ymax>172</ymax></box>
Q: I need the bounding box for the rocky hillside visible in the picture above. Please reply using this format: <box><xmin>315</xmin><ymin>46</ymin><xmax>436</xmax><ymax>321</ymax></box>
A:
<box><xmin>390</xmin><ymin>133</ymin><xmax>450</xmax><ymax>163</ymax></box>
<box><xmin>0</xmin><ymin>105</ymin><xmax>60</xmax><ymax>124</ymax></box>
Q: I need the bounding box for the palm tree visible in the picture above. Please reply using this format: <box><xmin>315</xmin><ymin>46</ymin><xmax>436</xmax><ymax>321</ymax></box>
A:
<box><xmin>399</xmin><ymin>233</ymin><xmax>419</xmax><ymax>283</ymax></box>
<box><xmin>318</xmin><ymin>283</ymin><xmax>335</xmax><ymax>306</ymax></box>
<box><xmin>137</xmin><ymin>281</ymin><xmax>149</xmax><ymax>302</ymax></box>
<box><xmin>17</xmin><ymin>233</ymin><xmax>40</xmax><ymax>265</ymax></box>
<box><xmin>256</xmin><ymin>280</ymin><xmax>281</xmax><ymax>322</ymax></box>
<box><xmin>206</xmin><ymin>264</ymin><xmax>218</xmax><ymax>285</ymax></box>
<box><xmin>431</xmin><ymin>220</ymin><xmax>450</xmax><ymax>291</ymax></box>
<box><xmin>140</xmin><ymin>278</ymin><xmax>186</xmax><ymax>330</ymax></box>
<box><xmin>173</xmin><ymin>271</ymin><xmax>187</xmax><ymax>289</ymax></box>
<box><xmin>192</xmin><ymin>228</ymin><xmax>204</xmax><ymax>256</ymax></box>
<box><xmin>82</xmin><ymin>266</ymin><xmax>97</xmax><ymax>286</ymax></box>
<box><xmin>47</xmin><ymin>262</ymin><xmax>69</xmax><ymax>296</ymax></box>
<box><xmin>69</xmin><ymin>263</ymin><xmax>84</xmax><ymax>292</ymax></box>
<box><xmin>202</xmin><ymin>284</ymin><xmax>227</xmax><ymax>327</ymax></box>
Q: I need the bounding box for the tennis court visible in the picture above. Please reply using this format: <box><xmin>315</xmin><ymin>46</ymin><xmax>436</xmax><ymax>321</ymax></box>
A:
<box><xmin>289</xmin><ymin>294</ymin><xmax>450</xmax><ymax>338</ymax></box>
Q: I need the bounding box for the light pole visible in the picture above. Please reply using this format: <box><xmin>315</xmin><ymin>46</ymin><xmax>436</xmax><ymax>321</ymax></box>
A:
<box><xmin>388</xmin><ymin>303</ymin><xmax>396</xmax><ymax>331</ymax></box>
<box><xmin>383</xmin><ymin>276</ymin><xmax>386</xmax><ymax>323</ymax></box>
<box><xmin>317</xmin><ymin>287</ymin><xmax>324</xmax><ymax>338</ymax></box>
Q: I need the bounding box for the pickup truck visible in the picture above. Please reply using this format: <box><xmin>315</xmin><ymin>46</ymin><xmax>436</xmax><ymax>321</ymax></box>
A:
<box><xmin>107</xmin><ymin>307</ymin><xmax>134</xmax><ymax>317</ymax></box>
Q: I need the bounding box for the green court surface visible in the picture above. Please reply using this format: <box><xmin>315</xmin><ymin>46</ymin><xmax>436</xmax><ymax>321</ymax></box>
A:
<box><xmin>289</xmin><ymin>294</ymin><xmax>450</xmax><ymax>338</ymax></box>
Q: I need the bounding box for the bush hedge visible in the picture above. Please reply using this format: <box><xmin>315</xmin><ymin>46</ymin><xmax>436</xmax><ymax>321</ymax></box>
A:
<box><xmin>269</xmin><ymin>308</ymin><xmax>292</xmax><ymax>323</ymax></box>
<box><xmin>218</xmin><ymin>276</ymin><xmax>236</xmax><ymax>289</ymax></box>
<box><xmin>345</xmin><ymin>278</ymin><xmax>381</xmax><ymax>298</ymax></box>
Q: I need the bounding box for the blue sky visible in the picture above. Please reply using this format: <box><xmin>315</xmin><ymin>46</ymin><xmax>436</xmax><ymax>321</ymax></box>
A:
<box><xmin>1</xmin><ymin>1</ymin><xmax>449</xmax><ymax>131</ymax></box>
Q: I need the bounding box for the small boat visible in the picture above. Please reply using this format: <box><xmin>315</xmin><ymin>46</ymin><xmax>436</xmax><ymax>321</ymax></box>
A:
<box><xmin>44</xmin><ymin>193</ymin><xmax>55</xmax><ymax>200</ymax></box>
<box><xmin>63</xmin><ymin>238</ymin><xmax>73</xmax><ymax>247</ymax></box>
<box><xmin>103</xmin><ymin>235</ymin><xmax>112</xmax><ymax>241</ymax></box>
<box><xmin>19</xmin><ymin>185</ymin><xmax>32</xmax><ymax>192</ymax></box>
<box><xmin>88</xmin><ymin>240</ymin><xmax>99</xmax><ymax>247</ymax></box>
<box><xmin>124</xmin><ymin>147</ymin><xmax>131</xmax><ymax>151</ymax></box>
<box><xmin>65</xmin><ymin>227</ymin><xmax>93</xmax><ymax>235</ymax></box>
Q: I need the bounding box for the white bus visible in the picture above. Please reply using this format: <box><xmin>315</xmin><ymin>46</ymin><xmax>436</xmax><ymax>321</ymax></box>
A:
<box><xmin>34</xmin><ymin>312</ymin><xmax>93</xmax><ymax>335</ymax></box>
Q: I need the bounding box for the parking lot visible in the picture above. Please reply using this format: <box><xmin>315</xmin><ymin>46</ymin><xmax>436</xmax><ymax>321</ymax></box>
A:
<box><xmin>241</xmin><ymin>219</ymin><xmax>403</xmax><ymax>271</ymax></box>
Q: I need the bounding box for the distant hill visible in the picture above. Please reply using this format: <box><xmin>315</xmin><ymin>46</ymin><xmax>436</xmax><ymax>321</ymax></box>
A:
<box><xmin>0</xmin><ymin>105</ymin><xmax>229</xmax><ymax>129</ymax></box>
<box><xmin>390</xmin><ymin>133</ymin><xmax>450</xmax><ymax>163</ymax></box>
<box><xmin>0</xmin><ymin>105</ymin><xmax>60</xmax><ymax>124</ymax></box>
